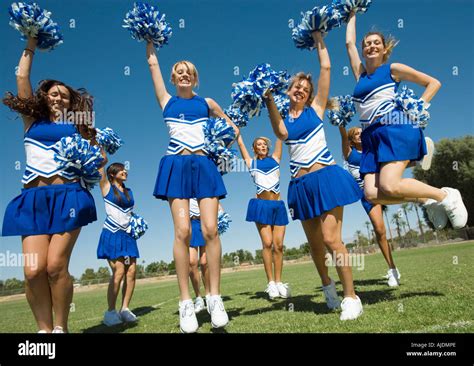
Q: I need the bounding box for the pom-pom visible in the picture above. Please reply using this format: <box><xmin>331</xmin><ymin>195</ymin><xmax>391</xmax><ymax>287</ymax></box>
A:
<box><xmin>203</xmin><ymin>118</ymin><xmax>238</xmax><ymax>175</ymax></box>
<box><xmin>224</xmin><ymin>105</ymin><xmax>249</xmax><ymax>128</ymax></box>
<box><xmin>231</xmin><ymin>63</ymin><xmax>290</xmax><ymax>118</ymax></box>
<box><xmin>129</xmin><ymin>213</ymin><xmax>149</xmax><ymax>239</ymax></box>
<box><xmin>292</xmin><ymin>5</ymin><xmax>343</xmax><ymax>50</ymax></box>
<box><xmin>54</xmin><ymin>134</ymin><xmax>104</xmax><ymax>190</ymax></box>
<box><xmin>273</xmin><ymin>93</ymin><xmax>290</xmax><ymax>119</ymax></box>
<box><xmin>95</xmin><ymin>127</ymin><xmax>124</xmax><ymax>155</ymax></box>
<box><xmin>123</xmin><ymin>2</ymin><xmax>172</xmax><ymax>48</ymax></box>
<box><xmin>395</xmin><ymin>86</ymin><xmax>430</xmax><ymax>127</ymax></box>
<box><xmin>217</xmin><ymin>211</ymin><xmax>231</xmax><ymax>235</ymax></box>
<box><xmin>326</xmin><ymin>95</ymin><xmax>356</xmax><ymax>127</ymax></box>
<box><xmin>333</xmin><ymin>0</ymin><xmax>372</xmax><ymax>22</ymax></box>
<box><xmin>8</xmin><ymin>2</ymin><xmax>63</xmax><ymax>51</ymax></box>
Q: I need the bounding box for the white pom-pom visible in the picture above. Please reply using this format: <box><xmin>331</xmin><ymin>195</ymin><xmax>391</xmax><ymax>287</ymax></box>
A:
<box><xmin>395</xmin><ymin>86</ymin><xmax>430</xmax><ymax>128</ymax></box>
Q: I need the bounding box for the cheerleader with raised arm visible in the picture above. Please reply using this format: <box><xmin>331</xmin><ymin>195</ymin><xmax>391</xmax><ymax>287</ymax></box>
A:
<box><xmin>264</xmin><ymin>31</ymin><xmax>363</xmax><ymax>320</ymax></box>
<box><xmin>236</xmin><ymin>133</ymin><xmax>290</xmax><ymax>299</ymax></box>
<box><xmin>345</xmin><ymin>12</ymin><xmax>468</xmax><ymax>229</ymax></box>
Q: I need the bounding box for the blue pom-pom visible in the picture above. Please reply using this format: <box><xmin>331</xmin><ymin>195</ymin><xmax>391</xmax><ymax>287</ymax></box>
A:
<box><xmin>231</xmin><ymin>63</ymin><xmax>290</xmax><ymax>118</ymax></box>
<box><xmin>273</xmin><ymin>93</ymin><xmax>290</xmax><ymax>119</ymax></box>
<box><xmin>217</xmin><ymin>211</ymin><xmax>231</xmax><ymax>235</ymax></box>
<box><xmin>333</xmin><ymin>0</ymin><xmax>372</xmax><ymax>22</ymax></box>
<box><xmin>395</xmin><ymin>86</ymin><xmax>430</xmax><ymax>127</ymax></box>
<box><xmin>54</xmin><ymin>134</ymin><xmax>104</xmax><ymax>190</ymax></box>
<box><xmin>326</xmin><ymin>95</ymin><xmax>356</xmax><ymax>127</ymax></box>
<box><xmin>8</xmin><ymin>2</ymin><xmax>63</xmax><ymax>51</ymax></box>
<box><xmin>96</xmin><ymin>127</ymin><xmax>124</xmax><ymax>155</ymax></box>
<box><xmin>123</xmin><ymin>2</ymin><xmax>172</xmax><ymax>49</ymax></box>
<box><xmin>292</xmin><ymin>4</ymin><xmax>344</xmax><ymax>50</ymax></box>
<box><xmin>203</xmin><ymin>118</ymin><xmax>237</xmax><ymax>175</ymax></box>
<box><xmin>129</xmin><ymin>213</ymin><xmax>149</xmax><ymax>239</ymax></box>
<box><xmin>224</xmin><ymin>105</ymin><xmax>249</xmax><ymax>128</ymax></box>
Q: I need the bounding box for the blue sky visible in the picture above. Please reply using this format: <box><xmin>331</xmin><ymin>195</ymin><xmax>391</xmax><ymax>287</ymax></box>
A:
<box><xmin>1</xmin><ymin>0</ymin><xmax>473</xmax><ymax>280</ymax></box>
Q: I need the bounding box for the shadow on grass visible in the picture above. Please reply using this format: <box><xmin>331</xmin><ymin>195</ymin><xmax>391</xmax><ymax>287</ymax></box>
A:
<box><xmin>81</xmin><ymin>306</ymin><xmax>156</xmax><ymax>333</ymax></box>
<box><xmin>241</xmin><ymin>295</ymin><xmax>333</xmax><ymax>316</ymax></box>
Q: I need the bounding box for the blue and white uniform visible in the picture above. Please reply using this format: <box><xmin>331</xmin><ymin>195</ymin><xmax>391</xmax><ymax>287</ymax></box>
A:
<box><xmin>189</xmin><ymin>198</ymin><xmax>205</xmax><ymax>248</ymax></box>
<box><xmin>97</xmin><ymin>186</ymin><xmax>139</xmax><ymax>259</ymax></box>
<box><xmin>284</xmin><ymin>107</ymin><xmax>362</xmax><ymax>221</ymax></box>
<box><xmin>245</xmin><ymin>157</ymin><xmax>289</xmax><ymax>226</ymax></box>
<box><xmin>353</xmin><ymin>63</ymin><xmax>427</xmax><ymax>175</ymax></box>
<box><xmin>153</xmin><ymin>96</ymin><xmax>227</xmax><ymax>200</ymax></box>
<box><xmin>346</xmin><ymin>149</ymin><xmax>375</xmax><ymax>214</ymax></box>
<box><xmin>2</xmin><ymin>120</ymin><xmax>97</xmax><ymax>236</ymax></box>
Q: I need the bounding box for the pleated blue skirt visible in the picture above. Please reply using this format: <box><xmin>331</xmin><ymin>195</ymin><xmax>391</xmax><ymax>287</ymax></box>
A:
<box><xmin>190</xmin><ymin>219</ymin><xmax>205</xmax><ymax>248</ymax></box>
<box><xmin>246</xmin><ymin>198</ymin><xmax>289</xmax><ymax>226</ymax></box>
<box><xmin>97</xmin><ymin>228</ymin><xmax>140</xmax><ymax>260</ymax></box>
<box><xmin>361</xmin><ymin>196</ymin><xmax>374</xmax><ymax>215</ymax></box>
<box><xmin>153</xmin><ymin>154</ymin><xmax>227</xmax><ymax>200</ymax></box>
<box><xmin>360</xmin><ymin>112</ymin><xmax>427</xmax><ymax>176</ymax></box>
<box><xmin>2</xmin><ymin>182</ymin><xmax>96</xmax><ymax>236</ymax></box>
<box><xmin>287</xmin><ymin>165</ymin><xmax>362</xmax><ymax>221</ymax></box>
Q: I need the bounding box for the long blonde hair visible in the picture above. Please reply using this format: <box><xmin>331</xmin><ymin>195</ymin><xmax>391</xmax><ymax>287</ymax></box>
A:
<box><xmin>347</xmin><ymin>127</ymin><xmax>362</xmax><ymax>147</ymax></box>
<box><xmin>362</xmin><ymin>31</ymin><xmax>399</xmax><ymax>63</ymax></box>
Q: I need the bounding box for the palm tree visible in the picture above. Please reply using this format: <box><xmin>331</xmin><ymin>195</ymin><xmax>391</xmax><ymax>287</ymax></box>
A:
<box><xmin>383</xmin><ymin>205</ymin><xmax>394</xmax><ymax>250</ymax></box>
<box><xmin>400</xmin><ymin>203</ymin><xmax>413</xmax><ymax>232</ymax></box>
<box><xmin>364</xmin><ymin>221</ymin><xmax>372</xmax><ymax>244</ymax></box>
<box><xmin>354</xmin><ymin>230</ymin><xmax>363</xmax><ymax>249</ymax></box>
<box><xmin>391</xmin><ymin>213</ymin><xmax>404</xmax><ymax>244</ymax></box>
<box><xmin>411</xmin><ymin>202</ymin><xmax>426</xmax><ymax>243</ymax></box>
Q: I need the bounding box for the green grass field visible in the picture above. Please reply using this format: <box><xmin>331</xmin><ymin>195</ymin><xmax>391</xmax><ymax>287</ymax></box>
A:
<box><xmin>1</xmin><ymin>241</ymin><xmax>473</xmax><ymax>333</ymax></box>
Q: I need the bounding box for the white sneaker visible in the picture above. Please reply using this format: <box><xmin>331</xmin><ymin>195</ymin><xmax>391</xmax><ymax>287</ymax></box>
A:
<box><xmin>420</xmin><ymin>137</ymin><xmax>435</xmax><ymax>171</ymax></box>
<box><xmin>383</xmin><ymin>268</ymin><xmax>401</xmax><ymax>280</ymax></box>
<box><xmin>52</xmin><ymin>326</ymin><xmax>65</xmax><ymax>333</ymax></box>
<box><xmin>179</xmin><ymin>299</ymin><xmax>199</xmax><ymax>333</ymax></box>
<box><xmin>208</xmin><ymin>295</ymin><xmax>229</xmax><ymax>329</ymax></box>
<box><xmin>194</xmin><ymin>296</ymin><xmax>205</xmax><ymax>314</ymax></box>
<box><xmin>386</xmin><ymin>268</ymin><xmax>400</xmax><ymax>287</ymax></box>
<box><xmin>423</xmin><ymin>199</ymin><xmax>448</xmax><ymax>230</ymax></box>
<box><xmin>322</xmin><ymin>279</ymin><xmax>341</xmax><ymax>310</ymax></box>
<box><xmin>276</xmin><ymin>282</ymin><xmax>291</xmax><ymax>298</ymax></box>
<box><xmin>205</xmin><ymin>294</ymin><xmax>211</xmax><ymax>314</ymax></box>
<box><xmin>440</xmin><ymin>187</ymin><xmax>468</xmax><ymax>229</ymax></box>
<box><xmin>340</xmin><ymin>296</ymin><xmax>363</xmax><ymax>321</ymax></box>
<box><xmin>37</xmin><ymin>330</ymin><xmax>48</xmax><ymax>334</ymax></box>
<box><xmin>120</xmin><ymin>308</ymin><xmax>138</xmax><ymax>323</ymax></box>
<box><xmin>265</xmin><ymin>281</ymin><xmax>279</xmax><ymax>299</ymax></box>
<box><xmin>103</xmin><ymin>310</ymin><xmax>123</xmax><ymax>327</ymax></box>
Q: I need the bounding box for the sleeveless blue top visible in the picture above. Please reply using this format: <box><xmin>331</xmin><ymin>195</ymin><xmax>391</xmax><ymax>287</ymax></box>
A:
<box><xmin>163</xmin><ymin>95</ymin><xmax>209</xmax><ymax>155</ymax></box>
<box><xmin>103</xmin><ymin>186</ymin><xmax>135</xmax><ymax>233</ymax></box>
<box><xmin>353</xmin><ymin>63</ymin><xmax>400</xmax><ymax>128</ymax></box>
<box><xmin>249</xmin><ymin>157</ymin><xmax>280</xmax><ymax>194</ymax></box>
<box><xmin>284</xmin><ymin>107</ymin><xmax>335</xmax><ymax>178</ymax></box>
<box><xmin>346</xmin><ymin>148</ymin><xmax>364</xmax><ymax>189</ymax></box>
<box><xmin>23</xmin><ymin>120</ymin><xmax>79</xmax><ymax>184</ymax></box>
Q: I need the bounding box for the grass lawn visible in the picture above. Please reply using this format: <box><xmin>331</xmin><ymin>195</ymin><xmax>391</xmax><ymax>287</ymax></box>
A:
<box><xmin>0</xmin><ymin>241</ymin><xmax>472</xmax><ymax>333</ymax></box>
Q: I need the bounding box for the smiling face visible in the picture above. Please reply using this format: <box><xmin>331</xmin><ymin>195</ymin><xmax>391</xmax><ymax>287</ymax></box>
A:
<box><xmin>362</xmin><ymin>34</ymin><xmax>387</xmax><ymax>65</ymax></box>
<box><xmin>253</xmin><ymin>138</ymin><xmax>270</xmax><ymax>158</ymax></box>
<box><xmin>348</xmin><ymin>127</ymin><xmax>362</xmax><ymax>147</ymax></box>
<box><xmin>113</xmin><ymin>168</ymin><xmax>128</xmax><ymax>183</ymax></box>
<box><xmin>46</xmin><ymin>85</ymin><xmax>71</xmax><ymax>118</ymax></box>
<box><xmin>171</xmin><ymin>61</ymin><xmax>198</xmax><ymax>90</ymax></box>
<box><xmin>287</xmin><ymin>73</ymin><xmax>314</xmax><ymax>107</ymax></box>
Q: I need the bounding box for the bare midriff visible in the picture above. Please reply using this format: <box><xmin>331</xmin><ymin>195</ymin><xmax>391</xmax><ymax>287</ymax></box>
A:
<box><xmin>256</xmin><ymin>191</ymin><xmax>281</xmax><ymax>201</ymax></box>
<box><xmin>24</xmin><ymin>175</ymin><xmax>79</xmax><ymax>188</ymax></box>
<box><xmin>294</xmin><ymin>161</ymin><xmax>335</xmax><ymax>179</ymax></box>
<box><xmin>179</xmin><ymin>149</ymin><xmax>206</xmax><ymax>156</ymax></box>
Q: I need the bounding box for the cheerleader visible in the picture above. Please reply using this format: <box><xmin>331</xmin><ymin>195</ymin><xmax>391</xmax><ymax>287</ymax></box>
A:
<box><xmin>97</xmin><ymin>162</ymin><xmax>139</xmax><ymax>326</ymax></box>
<box><xmin>146</xmin><ymin>42</ymin><xmax>238</xmax><ymax>332</ymax></box>
<box><xmin>236</xmin><ymin>133</ymin><xmax>290</xmax><ymax>299</ymax></box>
<box><xmin>264</xmin><ymin>31</ymin><xmax>363</xmax><ymax>320</ymax></box>
<box><xmin>1</xmin><ymin>37</ymin><xmax>101</xmax><ymax>333</ymax></box>
<box><xmin>345</xmin><ymin>12</ymin><xmax>468</xmax><ymax>229</ymax></box>
<box><xmin>338</xmin><ymin>126</ymin><xmax>400</xmax><ymax>286</ymax></box>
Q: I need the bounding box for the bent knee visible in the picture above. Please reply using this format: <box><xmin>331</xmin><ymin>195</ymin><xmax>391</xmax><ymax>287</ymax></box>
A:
<box><xmin>24</xmin><ymin>266</ymin><xmax>47</xmax><ymax>282</ymax></box>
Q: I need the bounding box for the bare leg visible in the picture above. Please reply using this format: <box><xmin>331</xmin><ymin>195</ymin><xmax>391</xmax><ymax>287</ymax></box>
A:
<box><xmin>168</xmin><ymin>198</ymin><xmax>192</xmax><ymax>301</ymax></box>
<box><xmin>272</xmin><ymin>225</ymin><xmax>286</xmax><ymax>283</ymax></box>
<box><xmin>256</xmin><ymin>223</ymin><xmax>274</xmax><ymax>282</ymax></box>
<box><xmin>199</xmin><ymin>247</ymin><xmax>210</xmax><ymax>295</ymax></box>
<box><xmin>22</xmin><ymin>235</ymin><xmax>52</xmax><ymax>332</ymax></box>
<box><xmin>121</xmin><ymin>258</ymin><xmax>137</xmax><ymax>310</ymax></box>
<box><xmin>368</xmin><ymin>205</ymin><xmax>396</xmax><ymax>269</ymax></box>
<box><xmin>107</xmin><ymin>259</ymin><xmax>125</xmax><ymax>311</ymax></box>
<box><xmin>189</xmin><ymin>247</ymin><xmax>201</xmax><ymax>297</ymax></box>
<box><xmin>47</xmin><ymin>228</ymin><xmax>81</xmax><ymax>332</ymax></box>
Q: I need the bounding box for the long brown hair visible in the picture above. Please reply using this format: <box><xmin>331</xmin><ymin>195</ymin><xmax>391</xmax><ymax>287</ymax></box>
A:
<box><xmin>106</xmin><ymin>163</ymin><xmax>131</xmax><ymax>203</ymax></box>
<box><xmin>3</xmin><ymin>79</ymin><xmax>97</xmax><ymax>143</ymax></box>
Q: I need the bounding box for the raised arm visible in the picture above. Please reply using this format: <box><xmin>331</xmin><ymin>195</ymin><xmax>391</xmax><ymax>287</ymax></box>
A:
<box><xmin>338</xmin><ymin>126</ymin><xmax>352</xmax><ymax>160</ymax></box>
<box><xmin>311</xmin><ymin>31</ymin><xmax>331</xmax><ymax>120</ymax></box>
<box><xmin>263</xmin><ymin>92</ymin><xmax>288</xmax><ymax>140</ymax></box>
<box><xmin>345</xmin><ymin>12</ymin><xmax>365</xmax><ymax>81</ymax></box>
<box><xmin>146</xmin><ymin>41</ymin><xmax>171</xmax><ymax>110</ymax></box>
<box><xmin>390</xmin><ymin>63</ymin><xmax>441</xmax><ymax>103</ymax></box>
<box><xmin>236</xmin><ymin>133</ymin><xmax>252</xmax><ymax>169</ymax></box>
<box><xmin>17</xmin><ymin>37</ymin><xmax>37</xmax><ymax>130</ymax></box>
<box><xmin>272</xmin><ymin>138</ymin><xmax>283</xmax><ymax>163</ymax></box>
<box><xmin>206</xmin><ymin>98</ymin><xmax>240</xmax><ymax>138</ymax></box>
<box><xmin>99</xmin><ymin>150</ymin><xmax>110</xmax><ymax>197</ymax></box>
